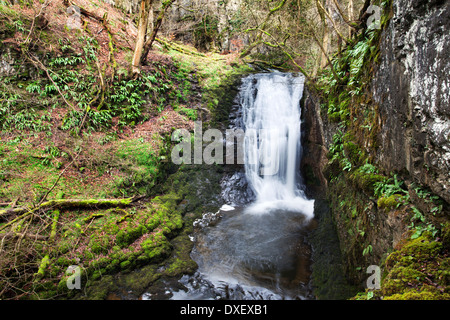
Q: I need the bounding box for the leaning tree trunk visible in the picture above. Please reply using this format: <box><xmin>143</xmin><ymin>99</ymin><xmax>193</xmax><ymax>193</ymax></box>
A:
<box><xmin>317</xmin><ymin>0</ymin><xmax>330</xmax><ymax>68</ymax></box>
<box><xmin>348</xmin><ymin>0</ymin><xmax>354</xmax><ymax>37</ymax></box>
<box><xmin>132</xmin><ymin>0</ymin><xmax>153</xmax><ymax>75</ymax></box>
<box><xmin>141</xmin><ymin>0</ymin><xmax>176</xmax><ymax>65</ymax></box>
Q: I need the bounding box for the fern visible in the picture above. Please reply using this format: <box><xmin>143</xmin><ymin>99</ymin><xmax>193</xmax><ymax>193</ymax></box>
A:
<box><xmin>26</xmin><ymin>82</ymin><xmax>42</xmax><ymax>94</ymax></box>
<box><xmin>348</xmin><ymin>40</ymin><xmax>370</xmax><ymax>87</ymax></box>
<box><xmin>374</xmin><ymin>174</ymin><xmax>408</xmax><ymax>198</ymax></box>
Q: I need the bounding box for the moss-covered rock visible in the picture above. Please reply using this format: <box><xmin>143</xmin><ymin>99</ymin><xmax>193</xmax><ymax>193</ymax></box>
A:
<box><xmin>377</xmin><ymin>194</ymin><xmax>403</xmax><ymax>210</ymax></box>
<box><xmin>381</xmin><ymin>232</ymin><xmax>449</xmax><ymax>299</ymax></box>
<box><xmin>383</xmin><ymin>288</ymin><xmax>450</xmax><ymax>300</ymax></box>
<box><xmin>343</xmin><ymin>140</ymin><xmax>365</xmax><ymax>167</ymax></box>
<box><xmin>350</xmin><ymin>170</ymin><xmax>386</xmax><ymax>194</ymax></box>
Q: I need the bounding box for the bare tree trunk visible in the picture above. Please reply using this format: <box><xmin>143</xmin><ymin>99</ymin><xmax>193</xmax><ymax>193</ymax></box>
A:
<box><xmin>348</xmin><ymin>0</ymin><xmax>354</xmax><ymax>37</ymax></box>
<box><xmin>331</xmin><ymin>0</ymin><xmax>354</xmax><ymax>27</ymax></box>
<box><xmin>141</xmin><ymin>0</ymin><xmax>176</xmax><ymax>65</ymax></box>
<box><xmin>316</xmin><ymin>0</ymin><xmax>348</xmax><ymax>43</ymax></box>
<box><xmin>132</xmin><ymin>0</ymin><xmax>153</xmax><ymax>75</ymax></box>
<box><xmin>321</xmin><ymin>22</ymin><xmax>329</xmax><ymax>68</ymax></box>
<box><xmin>316</xmin><ymin>0</ymin><xmax>330</xmax><ymax>68</ymax></box>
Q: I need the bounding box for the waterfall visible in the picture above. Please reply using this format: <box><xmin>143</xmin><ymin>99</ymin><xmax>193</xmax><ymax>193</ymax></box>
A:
<box><xmin>162</xmin><ymin>72</ymin><xmax>316</xmax><ymax>300</ymax></box>
<box><xmin>240</xmin><ymin>72</ymin><xmax>314</xmax><ymax>218</ymax></box>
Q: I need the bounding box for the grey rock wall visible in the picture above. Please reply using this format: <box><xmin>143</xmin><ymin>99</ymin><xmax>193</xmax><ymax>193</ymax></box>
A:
<box><xmin>372</xmin><ymin>0</ymin><xmax>450</xmax><ymax>202</ymax></box>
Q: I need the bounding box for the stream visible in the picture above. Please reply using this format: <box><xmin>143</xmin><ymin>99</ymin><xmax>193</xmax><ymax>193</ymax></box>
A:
<box><xmin>143</xmin><ymin>72</ymin><xmax>317</xmax><ymax>300</ymax></box>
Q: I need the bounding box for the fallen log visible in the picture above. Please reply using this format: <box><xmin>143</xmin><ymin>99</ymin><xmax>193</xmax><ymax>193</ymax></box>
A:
<box><xmin>1</xmin><ymin>198</ymin><xmax>135</xmax><ymax>216</ymax></box>
<box><xmin>0</xmin><ymin>232</ymin><xmax>48</xmax><ymax>241</ymax></box>
<box><xmin>155</xmin><ymin>37</ymin><xmax>206</xmax><ymax>57</ymax></box>
<box><xmin>0</xmin><ymin>197</ymin><xmax>136</xmax><ymax>226</ymax></box>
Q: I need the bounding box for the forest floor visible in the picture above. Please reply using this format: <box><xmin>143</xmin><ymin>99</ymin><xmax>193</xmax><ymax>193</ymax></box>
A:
<box><xmin>0</xmin><ymin>0</ymin><xmax>250</xmax><ymax>299</ymax></box>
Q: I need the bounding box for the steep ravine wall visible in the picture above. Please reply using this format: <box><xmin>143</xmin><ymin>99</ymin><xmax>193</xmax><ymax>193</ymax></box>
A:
<box><xmin>372</xmin><ymin>0</ymin><xmax>449</xmax><ymax>204</ymax></box>
<box><xmin>302</xmin><ymin>0</ymin><xmax>449</xmax><ymax>298</ymax></box>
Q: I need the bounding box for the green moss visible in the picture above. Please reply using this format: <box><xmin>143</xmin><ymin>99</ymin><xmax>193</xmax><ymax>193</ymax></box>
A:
<box><xmin>377</xmin><ymin>194</ymin><xmax>402</xmax><ymax>210</ymax></box>
<box><xmin>381</xmin><ymin>233</ymin><xmax>448</xmax><ymax>299</ymax></box>
<box><xmin>382</xmin><ymin>266</ymin><xmax>426</xmax><ymax>295</ymax></box>
<box><xmin>141</xmin><ymin>232</ymin><xmax>171</xmax><ymax>261</ymax></box>
<box><xmin>350</xmin><ymin>170</ymin><xmax>386</xmax><ymax>194</ymax></box>
<box><xmin>343</xmin><ymin>141</ymin><xmax>363</xmax><ymax>166</ymax></box>
<box><xmin>30</xmin><ymin>280</ymin><xmax>58</xmax><ymax>300</ymax></box>
<box><xmin>115</xmin><ymin>224</ymin><xmax>148</xmax><ymax>248</ymax></box>
<box><xmin>83</xmin><ymin>213</ymin><xmax>105</xmax><ymax>223</ymax></box>
<box><xmin>328</xmin><ymin>112</ymin><xmax>341</xmax><ymax>123</ymax></box>
<box><xmin>400</xmin><ymin>233</ymin><xmax>442</xmax><ymax>259</ymax></box>
<box><xmin>35</xmin><ymin>255</ymin><xmax>50</xmax><ymax>280</ymax></box>
<box><xmin>164</xmin><ymin>257</ymin><xmax>196</xmax><ymax>277</ymax></box>
<box><xmin>163</xmin><ymin>233</ymin><xmax>197</xmax><ymax>277</ymax></box>
<box><xmin>383</xmin><ymin>290</ymin><xmax>450</xmax><ymax>300</ymax></box>
<box><xmin>83</xmin><ymin>275</ymin><xmax>117</xmax><ymax>300</ymax></box>
<box><xmin>56</xmin><ymin>256</ymin><xmax>75</xmax><ymax>267</ymax></box>
<box><xmin>153</xmin><ymin>193</ymin><xmax>181</xmax><ymax>210</ymax></box>
<box><xmin>120</xmin><ymin>260</ymin><xmax>131</xmax><ymax>270</ymax></box>
<box><xmin>88</xmin><ymin>234</ymin><xmax>111</xmax><ymax>254</ymax></box>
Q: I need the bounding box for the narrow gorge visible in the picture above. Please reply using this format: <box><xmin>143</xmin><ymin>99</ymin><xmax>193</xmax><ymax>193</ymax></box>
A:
<box><xmin>0</xmin><ymin>0</ymin><xmax>448</xmax><ymax>303</ymax></box>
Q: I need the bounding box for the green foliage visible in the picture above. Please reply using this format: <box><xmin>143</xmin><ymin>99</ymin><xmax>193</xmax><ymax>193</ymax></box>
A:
<box><xmin>0</xmin><ymin>32</ymin><xmax>200</xmax><ymax>135</ymax></box>
<box><xmin>347</xmin><ymin>39</ymin><xmax>371</xmax><ymax>88</ymax></box>
<box><xmin>340</xmin><ymin>157</ymin><xmax>352</xmax><ymax>172</ymax></box>
<box><xmin>409</xmin><ymin>206</ymin><xmax>440</xmax><ymax>239</ymax></box>
<box><xmin>412</xmin><ymin>184</ymin><xmax>444</xmax><ymax>216</ymax></box>
<box><xmin>374</xmin><ymin>174</ymin><xmax>408</xmax><ymax>198</ymax></box>
<box><xmin>317</xmin><ymin>15</ymin><xmax>385</xmax><ymax>119</ymax></box>
<box><xmin>358</xmin><ymin>163</ymin><xmax>378</xmax><ymax>174</ymax></box>
<box><xmin>48</xmin><ymin>55</ymin><xmax>85</xmax><ymax>67</ymax></box>
<box><xmin>173</xmin><ymin>105</ymin><xmax>198</xmax><ymax>121</ymax></box>
<box><xmin>41</xmin><ymin>145</ymin><xmax>61</xmax><ymax>166</ymax></box>
<box><xmin>328</xmin><ymin>129</ymin><xmax>344</xmax><ymax>159</ymax></box>
<box><xmin>362</xmin><ymin>244</ymin><xmax>372</xmax><ymax>256</ymax></box>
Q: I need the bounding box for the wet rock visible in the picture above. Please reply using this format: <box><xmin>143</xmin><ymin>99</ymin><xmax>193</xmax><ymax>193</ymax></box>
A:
<box><xmin>300</xmin><ymin>0</ymin><xmax>449</xmax><ymax>293</ymax></box>
<box><xmin>372</xmin><ymin>0</ymin><xmax>450</xmax><ymax>203</ymax></box>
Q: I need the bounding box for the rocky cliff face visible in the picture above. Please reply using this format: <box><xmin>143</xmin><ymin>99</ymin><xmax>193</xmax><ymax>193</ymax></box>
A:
<box><xmin>301</xmin><ymin>0</ymin><xmax>449</xmax><ymax>291</ymax></box>
<box><xmin>372</xmin><ymin>0</ymin><xmax>449</xmax><ymax>203</ymax></box>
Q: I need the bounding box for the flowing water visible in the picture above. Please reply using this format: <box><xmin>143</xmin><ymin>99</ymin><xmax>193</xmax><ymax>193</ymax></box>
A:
<box><xmin>144</xmin><ymin>72</ymin><xmax>316</xmax><ymax>300</ymax></box>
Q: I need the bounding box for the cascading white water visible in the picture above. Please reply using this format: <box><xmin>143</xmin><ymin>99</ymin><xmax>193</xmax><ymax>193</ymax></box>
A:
<box><xmin>158</xmin><ymin>72</ymin><xmax>316</xmax><ymax>300</ymax></box>
<box><xmin>241</xmin><ymin>72</ymin><xmax>314</xmax><ymax>217</ymax></box>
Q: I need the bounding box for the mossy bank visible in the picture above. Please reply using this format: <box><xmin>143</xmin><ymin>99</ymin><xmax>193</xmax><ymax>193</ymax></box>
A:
<box><xmin>0</xmin><ymin>0</ymin><xmax>252</xmax><ymax>299</ymax></box>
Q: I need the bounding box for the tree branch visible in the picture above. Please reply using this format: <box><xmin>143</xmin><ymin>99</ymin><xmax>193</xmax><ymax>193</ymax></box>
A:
<box><xmin>26</xmin><ymin>53</ymin><xmax>78</xmax><ymax>112</ymax></box>
<box><xmin>141</xmin><ymin>0</ymin><xmax>176</xmax><ymax>65</ymax></box>
<box><xmin>316</xmin><ymin>0</ymin><xmax>349</xmax><ymax>43</ymax></box>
